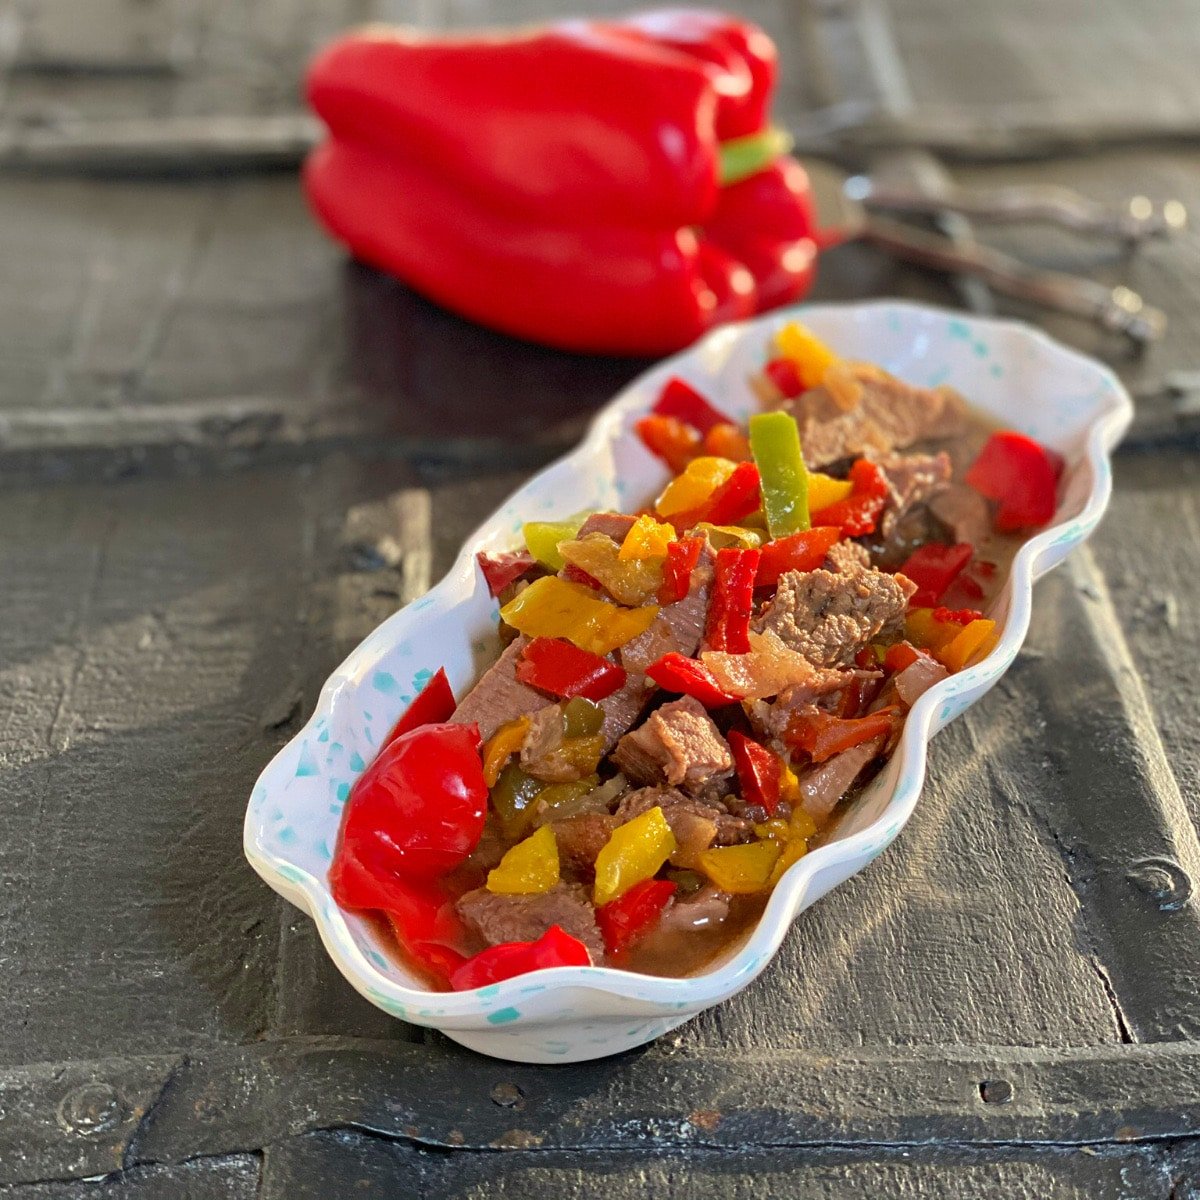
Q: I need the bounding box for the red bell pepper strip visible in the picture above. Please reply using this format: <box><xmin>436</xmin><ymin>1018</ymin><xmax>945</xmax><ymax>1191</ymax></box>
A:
<box><xmin>330</xmin><ymin>846</ymin><xmax>468</xmax><ymax>986</ymax></box>
<box><xmin>706</xmin><ymin>546</ymin><xmax>762</xmax><ymax>653</ymax></box>
<box><xmin>303</xmin><ymin>15</ymin><xmax>816</xmax><ymax>354</ymax></box>
<box><xmin>964</xmin><ymin>431</ymin><xmax>1064</xmax><ymax>531</ymax></box>
<box><xmin>756</xmin><ymin>526</ymin><xmax>841</xmax><ymax>587</ymax></box>
<box><xmin>652</xmin><ymin>377</ymin><xmax>732</xmax><ymax>435</ymax></box>
<box><xmin>728</xmin><ymin>731</ymin><xmax>783</xmax><ymax>815</ymax></box>
<box><xmin>636</xmin><ymin>414</ymin><xmax>703</xmax><ymax>473</ymax></box>
<box><xmin>764</xmin><ymin>355</ymin><xmax>805</xmax><ymax>399</ymax></box>
<box><xmin>672</xmin><ymin>460</ymin><xmax>763</xmax><ymax>531</ymax></box>
<box><xmin>809</xmin><ymin>459</ymin><xmax>890</xmax><ymax>537</ymax></box>
<box><xmin>785</xmin><ymin>707</ymin><xmax>899</xmax><ymax>763</ymax></box>
<box><xmin>897</xmin><ymin>542</ymin><xmax>974</xmax><ymax>608</ymax></box>
<box><xmin>596</xmin><ymin>879</ymin><xmax>678</xmax><ymax>956</ymax></box>
<box><xmin>645</xmin><ymin>652</ymin><xmax>739</xmax><ymax>708</ymax></box>
<box><xmin>515</xmin><ymin>637</ymin><xmax>628</xmax><ymax>701</ymax></box>
<box><xmin>381</xmin><ymin>667</ymin><xmax>456</xmax><ymax>748</ymax></box>
<box><xmin>333</xmin><ymin>722</ymin><xmax>487</xmax><ymax>880</ymax></box>
<box><xmin>658</xmin><ymin>536</ymin><xmax>705</xmax><ymax>604</ymax></box>
<box><xmin>476</xmin><ymin>550</ymin><xmax>536</xmax><ymax>599</ymax></box>
<box><xmin>448</xmin><ymin>924</ymin><xmax>593</xmax><ymax>991</ymax></box>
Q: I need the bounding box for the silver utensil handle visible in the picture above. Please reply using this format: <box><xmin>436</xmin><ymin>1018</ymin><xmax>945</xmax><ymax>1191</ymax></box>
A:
<box><xmin>850</xmin><ymin>177</ymin><xmax>1187</xmax><ymax>242</ymax></box>
<box><xmin>862</xmin><ymin>216</ymin><xmax>1166</xmax><ymax>342</ymax></box>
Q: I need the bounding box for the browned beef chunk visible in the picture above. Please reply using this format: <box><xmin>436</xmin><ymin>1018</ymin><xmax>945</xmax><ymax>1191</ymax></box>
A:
<box><xmin>519</xmin><ymin>704</ymin><xmax>597</xmax><ymax>783</ymax></box>
<box><xmin>930</xmin><ymin>482</ymin><xmax>993</xmax><ymax>546</ymax></box>
<box><xmin>612</xmin><ymin>697</ymin><xmax>735</xmax><ymax>797</ymax></box>
<box><xmin>551</xmin><ymin>813</ymin><xmax>619</xmax><ymax>873</ymax></box>
<box><xmin>656</xmin><ymin>883</ymin><xmax>730</xmax><ymax>934</ymax></box>
<box><xmin>873</xmin><ymin>451</ymin><xmax>955</xmax><ymax>564</ymax></box>
<box><xmin>456</xmin><ymin>882</ymin><xmax>604</xmax><ymax>961</ymax></box>
<box><xmin>577</xmin><ymin>511</ymin><xmax>638</xmax><ymax>543</ymax></box>
<box><xmin>615</xmin><ymin>785</ymin><xmax>751</xmax><ymax>866</ymax></box>
<box><xmin>753</xmin><ymin>566</ymin><xmax>916</xmax><ymax>668</ymax></box>
<box><xmin>462</xmin><ymin>815</ymin><xmax>509</xmax><ymax>873</ymax></box>
<box><xmin>449</xmin><ymin>635</ymin><xmax>545</xmax><ymax>741</ymax></box>
<box><xmin>824</xmin><ymin>540</ymin><xmax>872</xmax><ymax>573</ymax></box>
<box><xmin>893</xmin><ymin>654</ymin><xmax>949</xmax><ymax>707</ymax></box>
<box><xmin>797</xmin><ymin>735</ymin><xmax>885</xmax><ymax>819</ymax></box>
<box><xmin>776</xmin><ymin>368</ymin><xmax>968</xmax><ymax>469</ymax></box>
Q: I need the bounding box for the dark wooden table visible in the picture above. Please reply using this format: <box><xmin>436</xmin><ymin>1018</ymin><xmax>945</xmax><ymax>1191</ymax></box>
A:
<box><xmin>3</xmin><ymin>1</ymin><xmax>1200</xmax><ymax>1196</ymax></box>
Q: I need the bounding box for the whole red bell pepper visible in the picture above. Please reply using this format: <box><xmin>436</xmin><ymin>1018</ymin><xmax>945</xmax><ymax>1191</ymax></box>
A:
<box><xmin>706</xmin><ymin>546</ymin><xmax>762</xmax><ymax>653</ymax></box>
<box><xmin>303</xmin><ymin>12</ymin><xmax>818</xmax><ymax>354</ymax></box>
<box><xmin>728</xmin><ymin>730</ymin><xmax>782</xmax><ymax>814</ymax></box>
<box><xmin>449</xmin><ymin>925</ymin><xmax>593</xmax><ymax>991</ymax></box>
<box><xmin>515</xmin><ymin>637</ymin><xmax>628</xmax><ymax>701</ymax></box>
<box><xmin>597</xmin><ymin>878</ymin><xmax>677</xmax><ymax>955</ymax></box>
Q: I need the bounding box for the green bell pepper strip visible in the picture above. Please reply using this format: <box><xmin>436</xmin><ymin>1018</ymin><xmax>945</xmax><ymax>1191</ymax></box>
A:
<box><xmin>523</xmin><ymin>514</ymin><xmax>589</xmax><ymax>572</ymax></box>
<box><xmin>748</xmin><ymin>411</ymin><xmax>810</xmax><ymax>538</ymax></box>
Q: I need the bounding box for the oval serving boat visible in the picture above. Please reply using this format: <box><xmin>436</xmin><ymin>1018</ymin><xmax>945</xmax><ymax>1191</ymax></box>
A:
<box><xmin>244</xmin><ymin>301</ymin><xmax>1132</xmax><ymax>1063</ymax></box>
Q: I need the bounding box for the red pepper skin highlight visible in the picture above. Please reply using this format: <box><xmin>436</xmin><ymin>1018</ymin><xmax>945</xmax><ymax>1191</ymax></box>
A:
<box><xmin>449</xmin><ymin>924</ymin><xmax>592</xmax><ymax>991</ymax></box>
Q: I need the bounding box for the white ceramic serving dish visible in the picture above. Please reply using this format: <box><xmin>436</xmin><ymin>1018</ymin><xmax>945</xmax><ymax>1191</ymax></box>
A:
<box><xmin>244</xmin><ymin>301</ymin><xmax>1132</xmax><ymax>1063</ymax></box>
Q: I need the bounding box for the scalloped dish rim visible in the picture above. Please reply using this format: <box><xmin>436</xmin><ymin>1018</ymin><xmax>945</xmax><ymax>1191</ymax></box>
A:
<box><xmin>244</xmin><ymin>300</ymin><xmax>1132</xmax><ymax>1043</ymax></box>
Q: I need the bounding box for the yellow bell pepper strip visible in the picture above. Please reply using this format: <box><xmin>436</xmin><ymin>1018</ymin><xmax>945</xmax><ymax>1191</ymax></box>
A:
<box><xmin>561</xmin><ymin>696</ymin><xmax>604</xmax><ymax>737</ymax></box>
<box><xmin>500</xmin><ymin>577</ymin><xmax>659</xmax><ymax>656</ymax></box>
<box><xmin>937</xmin><ymin>617</ymin><xmax>998</xmax><ymax>672</ymax></box>
<box><xmin>481</xmin><ymin>715</ymin><xmax>531</xmax><ymax>788</ymax></box>
<box><xmin>523</xmin><ymin>514</ymin><xmax>588</xmax><ymax>571</ymax></box>
<box><xmin>698</xmin><ymin>839</ymin><xmax>781</xmax><ymax>893</ymax></box>
<box><xmin>618</xmin><ymin>513</ymin><xmax>676</xmax><ymax>561</ymax></box>
<box><xmin>655</xmin><ymin>456</ymin><xmax>737</xmax><ymax>518</ymax></box>
<box><xmin>806</xmin><ymin>470</ymin><xmax>854</xmax><ymax>513</ymax></box>
<box><xmin>904</xmin><ymin>607</ymin><xmax>961</xmax><ymax>654</ymax></box>
<box><xmin>753</xmin><ymin>818</ymin><xmax>790</xmax><ymax>842</ymax></box>
<box><xmin>775</xmin><ymin>321</ymin><xmax>839</xmax><ymax>390</ymax></box>
<box><xmin>789</xmin><ymin>804</ymin><xmax>818</xmax><ymax>840</ymax></box>
<box><xmin>486</xmin><ymin>824</ymin><xmax>560</xmax><ymax>895</ymax></box>
<box><xmin>593</xmin><ymin>806</ymin><xmax>677</xmax><ymax>906</ymax></box>
<box><xmin>489</xmin><ymin>762</ymin><xmax>546</xmax><ymax>839</ymax></box>
<box><xmin>557</xmin><ymin>535</ymin><xmax>664</xmax><ymax>606</ymax></box>
<box><xmin>768</xmin><ymin>836</ymin><xmax>809</xmax><ymax>885</ymax></box>
<box><xmin>749</xmin><ymin>411</ymin><xmax>810</xmax><ymax>537</ymax></box>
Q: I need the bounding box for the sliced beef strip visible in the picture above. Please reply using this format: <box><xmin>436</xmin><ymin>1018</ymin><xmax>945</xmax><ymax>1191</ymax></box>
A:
<box><xmin>824</xmin><ymin>540</ymin><xmax>872</xmax><ymax>574</ymax></box>
<box><xmin>753</xmin><ymin>566</ymin><xmax>916</xmax><ymax>669</ymax></box>
<box><xmin>456</xmin><ymin>882</ymin><xmax>604</xmax><ymax>962</ymax></box>
<box><xmin>874</xmin><ymin>451</ymin><xmax>953</xmax><ymax>540</ymax></box>
<box><xmin>577</xmin><ymin>511</ymin><xmax>638</xmax><ymax>543</ymax></box>
<box><xmin>744</xmin><ymin>671</ymin><xmax>874</xmax><ymax>746</ymax></box>
<box><xmin>552</xmin><ymin>813</ymin><xmax>620</xmax><ymax>874</ymax></box>
<box><xmin>615</xmin><ymin>785</ymin><xmax>752</xmax><ymax>865</ymax></box>
<box><xmin>776</xmin><ymin>368</ymin><xmax>968</xmax><ymax>469</ymax></box>
<box><xmin>797</xmin><ymin>735</ymin><xmax>885</xmax><ymax>820</ymax></box>
<box><xmin>449</xmin><ymin>635</ymin><xmax>546</xmax><ymax>741</ymax></box>
<box><xmin>930</xmin><ymin>482</ymin><xmax>994</xmax><ymax>547</ymax></box>
<box><xmin>612</xmin><ymin>696</ymin><xmax>735</xmax><ymax>797</ymax></box>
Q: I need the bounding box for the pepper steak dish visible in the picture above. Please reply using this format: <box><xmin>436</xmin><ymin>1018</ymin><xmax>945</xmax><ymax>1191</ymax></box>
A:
<box><xmin>330</xmin><ymin>322</ymin><xmax>1064</xmax><ymax>992</ymax></box>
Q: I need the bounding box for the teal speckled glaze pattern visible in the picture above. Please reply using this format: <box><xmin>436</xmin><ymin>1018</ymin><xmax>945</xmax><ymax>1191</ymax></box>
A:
<box><xmin>243</xmin><ymin>301</ymin><xmax>1133</xmax><ymax>1065</ymax></box>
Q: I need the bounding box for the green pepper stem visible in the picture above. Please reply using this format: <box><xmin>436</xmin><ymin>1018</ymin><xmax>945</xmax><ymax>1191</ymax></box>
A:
<box><xmin>717</xmin><ymin>127</ymin><xmax>794</xmax><ymax>187</ymax></box>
